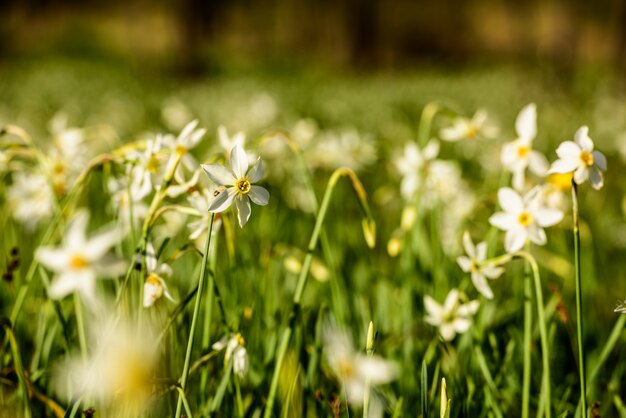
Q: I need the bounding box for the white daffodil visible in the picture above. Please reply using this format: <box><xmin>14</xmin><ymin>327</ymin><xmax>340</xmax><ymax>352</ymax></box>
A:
<box><xmin>163</xmin><ymin>120</ymin><xmax>207</xmax><ymax>182</ymax></box>
<box><xmin>440</xmin><ymin>110</ymin><xmax>497</xmax><ymax>142</ymax></box>
<box><xmin>143</xmin><ymin>241</ymin><xmax>175</xmax><ymax>308</ymax></box>
<box><xmin>8</xmin><ymin>171</ymin><xmax>55</xmax><ymax>230</ymax></box>
<box><xmin>456</xmin><ymin>231</ymin><xmax>504</xmax><ymax>299</ymax></box>
<box><xmin>500</xmin><ymin>103</ymin><xmax>548</xmax><ymax>190</ymax></box>
<box><xmin>323</xmin><ymin>326</ymin><xmax>397</xmax><ymax>405</ymax></box>
<box><xmin>548</xmin><ymin>126</ymin><xmax>607</xmax><ymax>190</ymax></box>
<box><xmin>201</xmin><ymin>145</ymin><xmax>269</xmax><ymax>227</ymax></box>
<box><xmin>108</xmin><ymin>176</ymin><xmax>148</xmax><ymax>230</ymax></box>
<box><xmin>424</xmin><ymin>289</ymin><xmax>479</xmax><ymax>341</ymax></box>
<box><xmin>489</xmin><ymin>187</ymin><xmax>563</xmax><ymax>253</ymax></box>
<box><xmin>127</xmin><ymin>135</ymin><xmax>167</xmax><ymax>199</ymax></box>
<box><xmin>187</xmin><ymin>187</ymin><xmax>223</xmax><ymax>241</ymax></box>
<box><xmin>213</xmin><ymin>333</ymin><xmax>249</xmax><ymax>378</ymax></box>
<box><xmin>36</xmin><ymin>210</ymin><xmax>125</xmax><ymax>303</ymax></box>
<box><xmin>395</xmin><ymin>140</ymin><xmax>440</xmax><ymax>200</ymax></box>
<box><xmin>218</xmin><ymin>125</ymin><xmax>246</xmax><ymax>154</ymax></box>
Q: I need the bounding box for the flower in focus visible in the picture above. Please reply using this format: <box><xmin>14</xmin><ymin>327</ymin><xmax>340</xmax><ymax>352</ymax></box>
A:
<box><xmin>36</xmin><ymin>210</ymin><xmax>125</xmax><ymax>303</ymax></box>
<box><xmin>213</xmin><ymin>333</ymin><xmax>249</xmax><ymax>378</ymax></box>
<box><xmin>424</xmin><ymin>289</ymin><xmax>479</xmax><ymax>341</ymax></box>
<box><xmin>201</xmin><ymin>144</ymin><xmax>269</xmax><ymax>227</ymax></box>
<box><xmin>457</xmin><ymin>231</ymin><xmax>504</xmax><ymax>299</ymax></box>
<box><xmin>8</xmin><ymin>171</ymin><xmax>55</xmax><ymax>230</ymax></box>
<box><xmin>500</xmin><ymin>103</ymin><xmax>548</xmax><ymax>190</ymax></box>
<box><xmin>323</xmin><ymin>326</ymin><xmax>397</xmax><ymax>405</ymax></box>
<box><xmin>143</xmin><ymin>241</ymin><xmax>175</xmax><ymax>308</ymax></box>
<box><xmin>440</xmin><ymin>110</ymin><xmax>497</xmax><ymax>142</ymax></box>
<box><xmin>548</xmin><ymin>126</ymin><xmax>607</xmax><ymax>190</ymax></box>
<box><xmin>489</xmin><ymin>187</ymin><xmax>563</xmax><ymax>253</ymax></box>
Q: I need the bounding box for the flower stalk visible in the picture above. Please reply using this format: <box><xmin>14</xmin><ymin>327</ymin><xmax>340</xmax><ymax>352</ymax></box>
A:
<box><xmin>572</xmin><ymin>182</ymin><xmax>587</xmax><ymax>418</ymax></box>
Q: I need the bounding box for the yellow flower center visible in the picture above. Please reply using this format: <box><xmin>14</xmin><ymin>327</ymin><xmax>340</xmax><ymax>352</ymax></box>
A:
<box><xmin>175</xmin><ymin>144</ymin><xmax>188</xmax><ymax>156</ymax></box>
<box><xmin>236</xmin><ymin>178</ymin><xmax>251</xmax><ymax>195</ymax></box>
<box><xmin>146</xmin><ymin>273</ymin><xmax>163</xmax><ymax>298</ymax></box>
<box><xmin>470</xmin><ymin>259</ymin><xmax>480</xmax><ymax>272</ymax></box>
<box><xmin>147</xmin><ymin>156</ymin><xmax>160</xmax><ymax>173</ymax></box>
<box><xmin>548</xmin><ymin>172</ymin><xmax>573</xmax><ymax>191</ymax></box>
<box><xmin>516</xmin><ymin>145</ymin><xmax>530</xmax><ymax>158</ymax></box>
<box><xmin>53</xmin><ymin>162</ymin><xmax>66</xmax><ymax>175</ymax></box>
<box><xmin>518</xmin><ymin>212</ymin><xmax>533</xmax><ymax>227</ymax></box>
<box><xmin>69</xmin><ymin>253</ymin><xmax>89</xmax><ymax>270</ymax></box>
<box><xmin>338</xmin><ymin>359</ymin><xmax>355</xmax><ymax>378</ymax></box>
<box><xmin>580</xmin><ymin>150</ymin><xmax>594</xmax><ymax>166</ymax></box>
<box><xmin>465</xmin><ymin>124</ymin><xmax>478</xmax><ymax>139</ymax></box>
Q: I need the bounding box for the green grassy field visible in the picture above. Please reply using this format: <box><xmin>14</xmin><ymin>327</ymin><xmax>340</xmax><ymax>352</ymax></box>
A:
<box><xmin>1</xmin><ymin>57</ymin><xmax>626</xmax><ymax>417</ymax></box>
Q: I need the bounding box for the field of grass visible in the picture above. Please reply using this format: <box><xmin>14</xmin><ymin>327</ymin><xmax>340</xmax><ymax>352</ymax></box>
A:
<box><xmin>1</xmin><ymin>57</ymin><xmax>626</xmax><ymax>417</ymax></box>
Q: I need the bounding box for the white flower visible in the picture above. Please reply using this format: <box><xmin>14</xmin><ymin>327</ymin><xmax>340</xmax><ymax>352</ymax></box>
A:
<box><xmin>213</xmin><ymin>333</ymin><xmax>249</xmax><ymax>378</ymax></box>
<box><xmin>500</xmin><ymin>104</ymin><xmax>548</xmax><ymax>190</ymax></box>
<box><xmin>218</xmin><ymin>125</ymin><xmax>245</xmax><ymax>154</ymax></box>
<box><xmin>201</xmin><ymin>145</ymin><xmax>269</xmax><ymax>227</ymax></box>
<box><xmin>323</xmin><ymin>326</ymin><xmax>397</xmax><ymax>405</ymax></box>
<box><xmin>143</xmin><ymin>241</ymin><xmax>175</xmax><ymax>308</ymax></box>
<box><xmin>127</xmin><ymin>135</ymin><xmax>167</xmax><ymax>199</ymax></box>
<box><xmin>187</xmin><ymin>187</ymin><xmax>223</xmax><ymax>241</ymax></box>
<box><xmin>489</xmin><ymin>187</ymin><xmax>563</xmax><ymax>253</ymax></box>
<box><xmin>163</xmin><ymin>120</ymin><xmax>207</xmax><ymax>182</ymax></box>
<box><xmin>395</xmin><ymin>140</ymin><xmax>439</xmax><ymax>200</ymax></box>
<box><xmin>440</xmin><ymin>110</ymin><xmax>497</xmax><ymax>142</ymax></box>
<box><xmin>108</xmin><ymin>176</ymin><xmax>148</xmax><ymax>229</ymax></box>
<box><xmin>36</xmin><ymin>210</ymin><xmax>125</xmax><ymax>303</ymax></box>
<box><xmin>548</xmin><ymin>126</ymin><xmax>607</xmax><ymax>190</ymax></box>
<box><xmin>456</xmin><ymin>231</ymin><xmax>504</xmax><ymax>299</ymax></box>
<box><xmin>8</xmin><ymin>171</ymin><xmax>55</xmax><ymax>230</ymax></box>
<box><xmin>424</xmin><ymin>289</ymin><xmax>479</xmax><ymax>341</ymax></box>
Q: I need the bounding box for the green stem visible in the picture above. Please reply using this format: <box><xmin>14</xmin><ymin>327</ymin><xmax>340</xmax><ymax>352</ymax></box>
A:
<box><xmin>522</xmin><ymin>250</ymin><xmax>532</xmax><ymax>418</ymax></box>
<box><xmin>200</xmin><ymin>230</ymin><xmax>219</xmax><ymax>396</ymax></box>
<box><xmin>417</xmin><ymin>102</ymin><xmax>440</xmax><ymax>147</ymax></box>
<box><xmin>263</xmin><ymin>167</ymin><xmax>374</xmax><ymax>418</ymax></box>
<box><xmin>73</xmin><ymin>293</ymin><xmax>88</xmax><ymax>363</ymax></box>
<box><xmin>175</xmin><ymin>213</ymin><xmax>215</xmax><ymax>418</ymax></box>
<box><xmin>572</xmin><ymin>182</ymin><xmax>587</xmax><ymax>418</ymax></box>
<box><xmin>1</xmin><ymin>318</ymin><xmax>32</xmax><ymax>418</ymax></box>
<box><xmin>517</xmin><ymin>251</ymin><xmax>551</xmax><ymax>418</ymax></box>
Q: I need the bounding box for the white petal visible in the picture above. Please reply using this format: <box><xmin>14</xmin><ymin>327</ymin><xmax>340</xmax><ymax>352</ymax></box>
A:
<box><xmin>475</xmin><ymin>242</ymin><xmax>487</xmax><ymax>261</ymax></box>
<box><xmin>202</xmin><ymin>164</ymin><xmax>236</xmax><ymax>186</ymax></box>
<box><xmin>48</xmin><ymin>270</ymin><xmax>94</xmax><ymax>300</ymax></box>
<box><xmin>482</xmin><ymin>264</ymin><xmax>504</xmax><ymax>279</ymax></box>
<box><xmin>574</xmin><ymin>126</ymin><xmax>593</xmax><ymax>151</ymax></box>
<box><xmin>423</xmin><ymin>140</ymin><xmax>440</xmax><ymax>160</ymax></box>
<box><xmin>505</xmin><ymin>228</ymin><xmax>527</xmax><ymax>253</ymax></box>
<box><xmin>208</xmin><ymin>188</ymin><xmax>237</xmax><ymax>213</ymax></box>
<box><xmin>457</xmin><ymin>256</ymin><xmax>472</xmax><ymax>272</ymax></box>
<box><xmin>516</xmin><ymin>104</ymin><xmax>537</xmax><ymax>140</ymax></box>
<box><xmin>498</xmin><ymin>188</ymin><xmax>523</xmax><ymax>213</ymax></box>
<box><xmin>423</xmin><ymin>295</ymin><xmax>443</xmax><ymax>323</ymax></box>
<box><xmin>36</xmin><ymin>247</ymin><xmax>70</xmax><ymax>272</ymax></box>
<box><xmin>145</xmin><ymin>241</ymin><xmax>157</xmax><ymax>272</ymax></box>
<box><xmin>533</xmin><ymin>208</ymin><xmax>563</xmax><ymax>227</ymax></box>
<box><xmin>489</xmin><ymin>212</ymin><xmax>517</xmax><ymax>231</ymax></box>
<box><xmin>528</xmin><ymin>151</ymin><xmax>549</xmax><ymax>176</ymax></box>
<box><xmin>500</xmin><ymin>142</ymin><xmax>518</xmax><ymax>167</ymax></box>
<box><xmin>236</xmin><ymin>197</ymin><xmax>251</xmax><ymax>227</ymax></box>
<box><xmin>548</xmin><ymin>158</ymin><xmax>578</xmax><ymax>174</ymax></box>
<box><xmin>229</xmin><ymin>145</ymin><xmax>249</xmax><ymax>179</ymax></box>
<box><xmin>439</xmin><ymin>323</ymin><xmax>456</xmax><ymax>341</ymax></box>
<box><xmin>248</xmin><ymin>186</ymin><xmax>269</xmax><ymax>206</ymax></box>
<box><xmin>472</xmin><ymin>272</ymin><xmax>493</xmax><ymax>299</ymax></box>
<box><xmin>83</xmin><ymin>227</ymin><xmax>123</xmax><ymax>261</ymax></box>
<box><xmin>573</xmin><ymin>166</ymin><xmax>589</xmax><ymax>184</ymax></box>
<box><xmin>177</xmin><ymin>120</ymin><xmax>199</xmax><ymax>144</ymax></box>
<box><xmin>589</xmin><ymin>167</ymin><xmax>604</xmax><ymax>190</ymax></box>
<box><xmin>458</xmin><ymin>300</ymin><xmax>480</xmax><ymax>316</ymax></box>
<box><xmin>512</xmin><ymin>169</ymin><xmax>525</xmax><ymax>191</ymax></box>
<box><xmin>593</xmin><ymin>151</ymin><xmax>607</xmax><ymax>171</ymax></box>
<box><xmin>528</xmin><ymin>225</ymin><xmax>547</xmax><ymax>246</ymax></box>
<box><xmin>443</xmin><ymin>289</ymin><xmax>460</xmax><ymax>311</ymax></box>
<box><xmin>462</xmin><ymin>231</ymin><xmax>475</xmax><ymax>258</ymax></box>
<box><xmin>66</xmin><ymin>211</ymin><xmax>89</xmax><ymax>249</ymax></box>
<box><xmin>452</xmin><ymin>318</ymin><xmax>472</xmax><ymax>334</ymax></box>
<box><xmin>555</xmin><ymin>141</ymin><xmax>581</xmax><ymax>159</ymax></box>
<box><xmin>247</xmin><ymin>159</ymin><xmax>264</xmax><ymax>183</ymax></box>
<box><xmin>356</xmin><ymin>356</ymin><xmax>397</xmax><ymax>385</ymax></box>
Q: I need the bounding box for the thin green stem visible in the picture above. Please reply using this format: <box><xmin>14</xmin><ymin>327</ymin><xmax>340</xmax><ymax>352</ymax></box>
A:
<box><xmin>522</xmin><ymin>250</ymin><xmax>532</xmax><ymax>418</ymax></box>
<box><xmin>263</xmin><ymin>167</ymin><xmax>375</xmax><ymax>418</ymax></box>
<box><xmin>572</xmin><ymin>182</ymin><xmax>587</xmax><ymax>418</ymax></box>
<box><xmin>175</xmin><ymin>213</ymin><xmax>215</xmax><ymax>418</ymax></box>
<box><xmin>1</xmin><ymin>318</ymin><xmax>32</xmax><ymax>418</ymax></box>
<box><xmin>200</xmin><ymin>230</ymin><xmax>219</xmax><ymax>396</ymax></box>
<box><xmin>73</xmin><ymin>293</ymin><xmax>88</xmax><ymax>363</ymax></box>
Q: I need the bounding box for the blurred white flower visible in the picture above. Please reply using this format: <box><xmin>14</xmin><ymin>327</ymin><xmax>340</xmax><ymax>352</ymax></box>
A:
<box><xmin>457</xmin><ymin>231</ymin><xmax>504</xmax><ymax>299</ymax></box>
<box><xmin>213</xmin><ymin>333</ymin><xmax>249</xmax><ymax>378</ymax></box>
<box><xmin>143</xmin><ymin>241</ymin><xmax>175</xmax><ymax>308</ymax></box>
<box><xmin>186</xmin><ymin>187</ymin><xmax>223</xmax><ymax>241</ymax></box>
<box><xmin>489</xmin><ymin>187</ymin><xmax>563</xmax><ymax>253</ymax></box>
<box><xmin>305</xmin><ymin>128</ymin><xmax>377</xmax><ymax>171</ymax></box>
<box><xmin>8</xmin><ymin>171</ymin><xmax>55</xmax><ymax>230</ymax></box>
<box><xmin>323</xmin><ymin>326</ymin><xmax>397</xmax><ymax>405</ymax></box>
<box><xmin>127</xmin><ymin>135</ymin><xmax>168</xmax><ymax>199</ymax></box>
<box><xmin>440</xmin><ymin>110</ymin><xmax>498</xmax><ymax>142</ymax></box>
<box><xmin>424</xmin><ymin>289</ymin><xmax>479</xmax><ymax>341</ymax></box>
<box><xmin>395</xmin><ymin>140</ymin><xmax>439</xmax><ymax>200</ymax></box>
<box><xmin>218</xmin><ymin>125</ymin><xmax>245</xmax><ymax>154</ymax></box>
<box><xmin>500</xmin><ymin>104</ymin><xmax>548</xmax><ymax>190</ymax></box>
<box><xmin>163</xmin><ymin>119</ymin><xmax>207</xmax><ymax>182</ymax></box>
<box><xmin>201</xmin><ymin>145</ymin><xmax>269</xmax><ymax>227</ymax></box>
<box><xmin>108</xmin><ymin>176</ymin><xmax>148</xmax><ymax>230</ymax></box>
<box><xmin>548</xmin><ymin>126</ymin><xmax>607</xmax><ymax>190</ymax></box>
<box><xmin>36</xmin><ymin>210</ymin><xmax>125</xmax><ymax>303</ymax></box>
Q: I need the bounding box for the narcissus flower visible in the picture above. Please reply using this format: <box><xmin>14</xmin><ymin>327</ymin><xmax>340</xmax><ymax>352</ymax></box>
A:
<box><xmin>143</xmin><ymin>241</ymin><xmax>175</xmax><ymax>308</ymax></box>
<box><xmin>500</xmin><ymin>103</ymin><xmax>548</xmax><ymax>190</ymax></box>
<box><xmin>36</xmin><ymin>210</ymin><xmax>125</xmax><ymax>303</ymax></box>
<box><xmin>213</xmin><ymin>333</ymin><xmax>249</xmax><ymax>378</ymax></box>
<box><xmin>457</xmin><ymin>231</ymin><xmax>504</xmax><ymax>299</ymax></box>
<box><xmin>424</xmin><ymin>289</ymin><xmax>479</xmax><ymax>341</ymax></box>
<box><xmin>440</xmin><ymin>110</ymin><xmax>497</xmax><ymax>142</ymax></box>
<box><xmin>201</xmin><ymin>145</ymin><xmax>269</xmax><ymax>227</ymax></box>
<box><xmin>489</xmin><ymin>187</ymin><xmax>563</xmax><ymax>253</ymax></box>
<box><xmin>548</xmin><ymin>126</ymin><xmax>607</xmax><ymax>190</ymax></box>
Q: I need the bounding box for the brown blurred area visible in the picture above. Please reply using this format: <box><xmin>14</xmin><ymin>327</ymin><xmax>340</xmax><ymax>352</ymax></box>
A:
<box><xmin>0</xmin><ymin>0</ymin><xmax>624</xmax><ymax>73</ymax></box>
